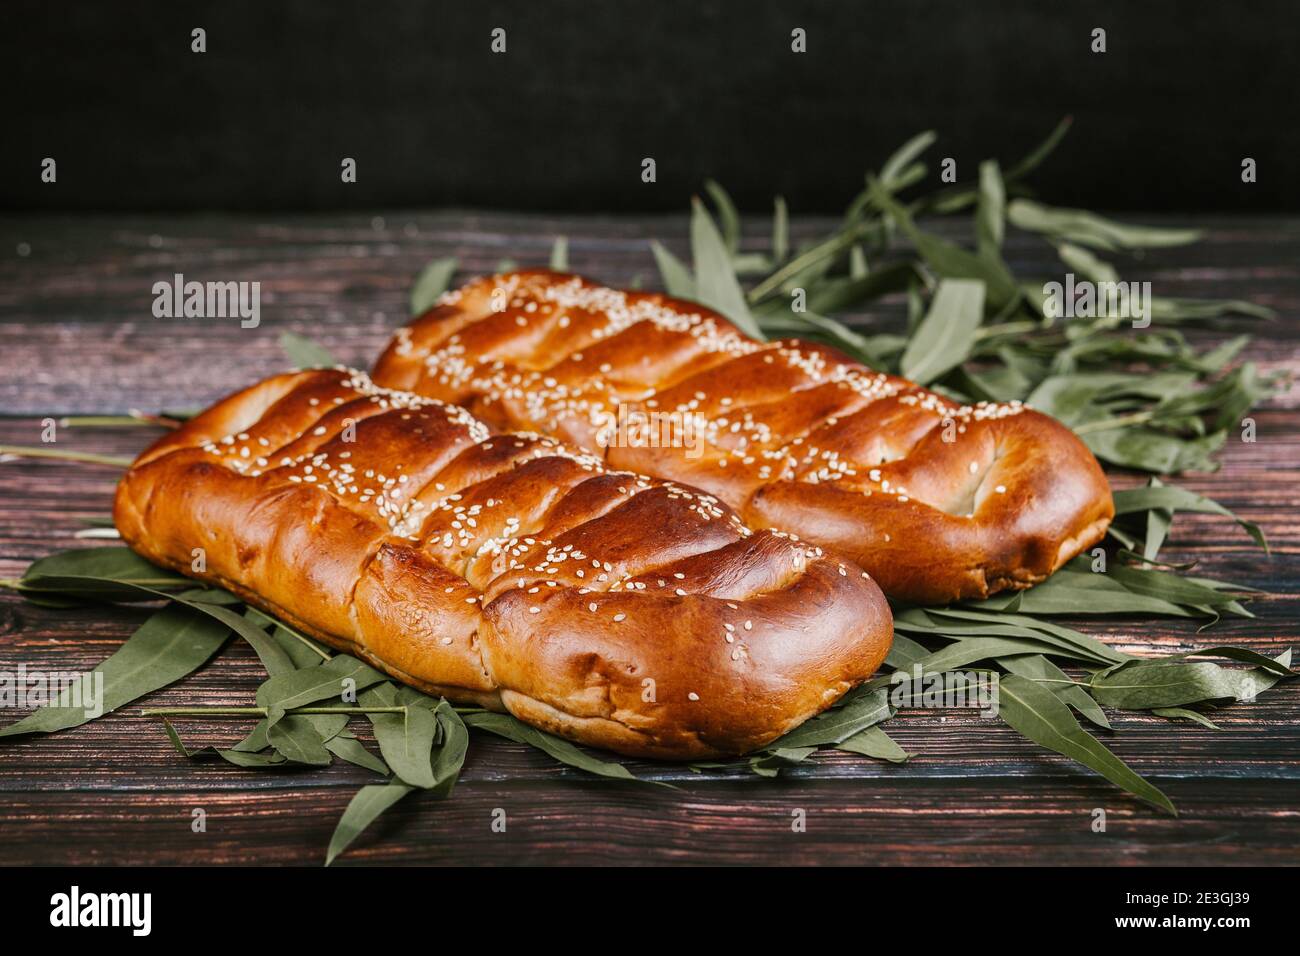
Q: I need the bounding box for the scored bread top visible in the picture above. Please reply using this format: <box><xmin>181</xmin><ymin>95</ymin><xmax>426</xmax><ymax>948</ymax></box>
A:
<box><xmin>373</xmin><ymin>269</ymin><xmax>1115</xmax><ymax>603</ymax></box>
<box><xmin>113</xmin><ymin>368</ymin><xmax>893</xmax><ymax>759</ymax></box>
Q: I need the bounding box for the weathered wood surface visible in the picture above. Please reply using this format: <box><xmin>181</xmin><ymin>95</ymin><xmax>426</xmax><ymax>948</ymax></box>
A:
<box><xmin>0</xmin><ymin>211</ymin><xmax>1296</xmax><ymax>865</ymax></box>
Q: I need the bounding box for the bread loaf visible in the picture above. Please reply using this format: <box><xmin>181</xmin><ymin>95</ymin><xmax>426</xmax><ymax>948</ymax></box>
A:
<box><xmin>373</xmin><ymin>270</ymin><xmax>1114</xmax><ymax>604</ymax></box>
<box><xmin>113</xmin><ymin>369</ymin><xmax>893</xmax><ymax>759</ymax></box>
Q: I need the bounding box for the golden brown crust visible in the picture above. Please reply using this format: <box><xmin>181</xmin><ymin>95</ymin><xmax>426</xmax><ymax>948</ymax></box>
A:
<box><xmin>373</xmin><ymin>269</ymin><xmax>1115</xmax><ymax>604</ymax></box>
<box><xmin>113</xmin><ymin>369</ymin><xmax>892</xmax><ymax>759</ymax></box>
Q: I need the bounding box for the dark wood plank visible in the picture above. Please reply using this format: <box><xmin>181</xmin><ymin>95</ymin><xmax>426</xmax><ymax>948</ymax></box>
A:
<box><xmin>0</xmin><ymin>212</ymin><xmax>1297</xmax><ymax>865</ymax></box>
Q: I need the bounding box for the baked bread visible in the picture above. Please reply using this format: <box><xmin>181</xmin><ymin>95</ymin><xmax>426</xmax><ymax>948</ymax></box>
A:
<box><xmin>373</xmin><ymin>270</ymin><xmax>1114</xmax><ymax>604</ymax></box>
<box><xmin>113</xmin><ymin>368</ymin><xmax>892</xmax><ymax>759</ymax></box>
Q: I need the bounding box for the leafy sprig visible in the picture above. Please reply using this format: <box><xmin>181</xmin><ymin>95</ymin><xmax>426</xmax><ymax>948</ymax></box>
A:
<box><xmin>2</xmin><ymin>125</ymin><xmax>1292</xmax><ymax>857</ymax></box>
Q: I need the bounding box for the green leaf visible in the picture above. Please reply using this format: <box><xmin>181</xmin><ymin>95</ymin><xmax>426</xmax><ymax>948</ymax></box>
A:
<box><xmin>1008</xmin><ymin>199</ymin><xmax>1202</xmax><ymax>251</ymax></box>
<box><xmin>1083</xmin><ymin>425</ymin><xmax>1226</xmax><ymax>475</ymax></box>
<box><xmin>996</xmin><ymin>674</ymin><xmax>1176</xmax><ymax>814</ymax></box>
<box><xmin>883</xmin><ymin>633</ymin><xmax>931</xmax><ymax>669</ymax></box>
<box><xmin>880</xmin><ymin>130</ymin><xmax>936</xmax><ymax>188</ymax></box>
<box><xmin>703</xmin><ymin>180</ymin><xmax>741</xmax><ymax>253</ymax></box>
<box><xmin>1000</xmin><ymin>653</ymin><xmax>1111</xmax><ymax>729</ymax></box>
<box><xmin>769</xmin><ymin>686</ymin><xmax>893</xmax><ymax>748</ymax></box>
<box><xmin>0</xmin><ymin>603</ymin><xmax>230</xmax><ymax>738</ymax></box>
<box><xmin>325</xmin><ymin>736</ymin><xmax>390</xmax><ymax>775</ymax></box>
<box><xmin>690</xmin><ymin>198</ymin><xmax>764</xmax><ymax>338</ymax></box>
<box><xmin>256</xmin><ymin>654</ymin><xmax>388</xmax><ymax>725</ymax></box>
<box><xmin>1148</xmin><ymin>296</ymin><xmax>1274</xmax><ymax>322</ymax></box>
<box><xmin>917</xmin><ymin>607</ymin><xmax>1130</xmax><ymax>664</ymax></box>
<box><xmin>650</xmin><ymin>240</ymin><xmax>696</xmax><ymax>298</ymax></box>
<box><xmin>359</xmin><ymin>684</ymin><xmax>441</xmax><ymax>788</ymax></box>
<box><xmin>906</xmin><ymin>636</ymin><xmax>1071</xmax><ymax>674</ymax></box>
<box><xmin>464</xmin><ymin>711</ymin><xmax>648</xmax><ymax>784</ymax></box>
<box><xmin>748</xmin><ymin>746</ymin><xmax>818</xmax><ymax>777</ymax></box>
<box><xmin>1113</xmin><ymin>480</ymin><xmax>1267</xmax><ymax>553</ymax></box>
<box><xmin>272</xmin><ymin>624</ymin><xmax>331</xmax><ymax>668</ymax></box>
<box><xmin>900</xmin><ymin>279</ymin><xmax>987</xmax><ymax>384</ymax></box>
<box><xmin>836</xmin><ymin>725</ymin><xmax>910</xmax><ymax>763</ymax></box>
<box><xmin>1056</xmin><ymin>241</ymin><xmax>1119</xmax><ymax>284</ymax></box>
<box><xmin>26</xmin><ymin>572</ymin><xmax>341</xmax><ymax>669</ymax></box>
<box><xmin>267</xmin><ymin>714</ymin><xmax>333</xmax><ymax>765</ymax></box>
<box><xmin>771</xmin><ymin>195</ymin><xmax>789</xmax><ymax>262</ymax></box>
<box><xmin>326</xmin><ymin>782</ymin><xmax>415</xmax><ymax>866</ymax></box>
<box><xmin>1090</xmin><ymin>660</ymin><xmax>1253</xmax><ymax>710</ymax></box>
<box><xmin>1004</xmin><ymin>116</ymin><xmax>1073</xmax><ymax>181</ymax></box>
<box><xmin>975</xmin><ymin>160</ymin><xmax>1005</xmax><ymax>258</ymax></box>
<box><xmin>1091</xmin><ymin>650</ymin><xmax>1293</xmax><ymax>710</ymax></box>
<box><xmin>237</xmin><ymin>609</ymin><xmax>298</xmax><ymax>676</ymax></box>
<box><xmin>162</xmin><ymin>719</ymin><xmax>287</xmax><ymax>768</ymax></box>
<box><xmin>804</xmin><ymin>260</ymin><xmax>917</xmax><ymax>314</ymax></box>
<box><xmin>871</xmin><ymin>180</ymin><xmax>1020</xmax><ymax>311</ymax></box>
<box><xmin>548</xmin><ymin>236</ymin><xmax>569</xmax><ymax>271</ymax></box>
<box><xmin>430</xmin><ymin>700</ymin><xmax>470</xmax><ymax>796</ymax></box>
<box><xmin>409</xmin><ymin>257</ymin><xmax>458</xmax><ymax>316</ymax></box>
<box><xmin>279</xmin><ymin>332</ymin><xmax>338</xmax><ymax>370</ymax></box>
<box><xmin>1151</xmin><ymin>707</ymin><xmax>1220</xmax><ymax>730</ymax></box>
<box><xmin>22</xmin><ymin>547</ymin><xmax>189</xmax><ymax>589</ymax></box>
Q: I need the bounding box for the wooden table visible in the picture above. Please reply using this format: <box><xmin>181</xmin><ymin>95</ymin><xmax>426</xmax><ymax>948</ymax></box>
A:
<box><xmin>1</xmin><ymin>211</ymin><xmax>1296</xmax><ymax>865</ymax></box>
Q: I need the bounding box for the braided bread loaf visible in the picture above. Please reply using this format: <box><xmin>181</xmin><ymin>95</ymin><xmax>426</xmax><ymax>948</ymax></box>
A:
<box><xmin>113</xmin><ymin>369</ymin><xmax>892</xmax><ymax>759</ymax></box>
<box><xmin>373</xmin><ymin>270</ymin><xmax>1114</xmax><ymax>604</ymax></box>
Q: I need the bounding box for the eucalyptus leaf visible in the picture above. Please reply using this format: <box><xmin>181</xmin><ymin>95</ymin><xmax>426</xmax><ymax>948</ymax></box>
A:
<box><xmin>325</xmin><ymin>736</ymin><xmax>390</xmax><ymax>775</ymax></box>
<box><xmin>1113</xmin><ymin>480</ymin><xmax>1266</xmax><ymax>552</ymax></box>
<box><xmin>690</xmin><ymin>198</ymin><xmax>763</xmax><ymax>338</ymax></box>
<box><xmin>464</xmin><ymin>711</ymin><xmax>647</xmax><ymax>784</ymax></box>
<box><xmin>0</xmin><ymin>603</ymin><xmax>230</xmax><ymax>738</ymax></box>
<box><xmin>1151</xmin><ymin>707</ymin><xmax>1220</xmax><ymax>730</ymax></box>
<box><xmin>703</xmin><ymin>180</ymin><xmax>741</xmax><ymax>253</ymax></box>
<box><xmin>772</xmin><ymin>195</ymin><xmax>789</xmax><ymax>261</ymax></box>
<box><xmin>996</xmin><ymin>674</ymin><xmax>1175</xmax><ymax>814</ymax></box>
<box><xmin>836</xmin><ymin>725</ymin><xmax>910</xmax><ymax>763</ymax></box>
<box><xmin>650</xmin><ymin>240</ymin><xmax>696</xmax><ymax>298</ymax></box>
<box><xmin>880</xmin><ymin>130</ymin><xmax>936</xmax><ymax>188</ymax></box>
<box><xmin>748</xmin><ymin>746</ymin><xmax>818</xmax><ymax>777</ymax></box>
<box><xmin>326</xmin><ymin>782</ymin><xmax>415</xmax><ymax>866</ymax></box>
<box><xmin>1090</xmin><ymin>660</ymin><xmax>1255</xmax><ymax>710</ymax></box>
<box><xmin>256</xmin><ymin>654</ymin><xmax>388</xmax><ymax>725</ymax></box>
<box><xmin>279</xmin><ymin>332</ymin><xmax>338</xmax><ymax>370</ymax></box>
<box><xmin>409</xmin><ymin>257</ymin><xmax>458</xmax><ymax>316</ymax></box>
<box><xmin>769</xmin><ymin>686</ymin><xmax>893</xmax><ymax>748</ymax></box>
<box><xmin>430</xmin><ymin>700</ymin><xmax>470</xmax><ymax>796</ymax></box>
<box><xmin>1008</xmin><ymin>200</ymin><xmax>1201</xmax><ymax>251</ymax></box>
<box><xmin>267</xmin><ymin>714</ymin><xmax>333</xmax><ymax>765</ymax></box>
<box><xmin>360</xmin><ymin>685</ymin><xmax>441</xmax><ymax>788</ymax></box>
<box><xmin>549</xmin><ymin>236</ymin><xmax>569</xmax><ymax>271</ymax></box>
<box><xmin>975</xmin><ymin>159</ymin><xmax>1005</xmax><ymax>258</ymax></box>
<box><xmin>999</xmin><ymin>653</ymin><xmax>1111</xmax><ymax>730</ymax></box>
<box><xmin>162</xmin><ymin>720</ymin><xmax>287</xmax><ymax>768</ymax></box>
<box><xmin>22</xmin><ymin>546</ymin><xmax>189</xmax><ymax>589</ymax></box>
<box><xmin>900</xmin><ymin>279</ymin><xmax>986</xmax><ymax>384</ymax></box>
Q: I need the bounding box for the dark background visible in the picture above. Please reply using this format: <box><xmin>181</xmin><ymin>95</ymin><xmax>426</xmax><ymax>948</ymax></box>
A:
<box><xmin>5</xmin><ymin>0</ymin><xmax>1296</xmax><ymax>214</ymax></box>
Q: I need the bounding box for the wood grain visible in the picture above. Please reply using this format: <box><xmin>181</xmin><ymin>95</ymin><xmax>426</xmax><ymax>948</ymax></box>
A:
<box><xmin>0</xmin><ymin>211</ymin><xmax>1296</xmax><ymax>865</ymax></box>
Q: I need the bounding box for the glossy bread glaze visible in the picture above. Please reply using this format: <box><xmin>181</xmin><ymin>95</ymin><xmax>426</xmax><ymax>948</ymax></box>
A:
<box><xmin>113</xmin><ymin>369</ymin><xmax>893</xmax><ymax>759</ymax></box>
<box><xmin>374</xmin><ymin>270</ymin><xmax>1114</xmax><ymax>604</ymax></box>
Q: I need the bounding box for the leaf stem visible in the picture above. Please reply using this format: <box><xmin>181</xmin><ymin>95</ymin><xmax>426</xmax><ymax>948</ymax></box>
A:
<box><xmin>747</xmin><ymin>221</ymin><xmax>873</xmax><ymax>304</ymax></box>
<box><xmin>0</xmin><ymin>445</ymin><xmax>133</xmax><ymax>468</ymax></box>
